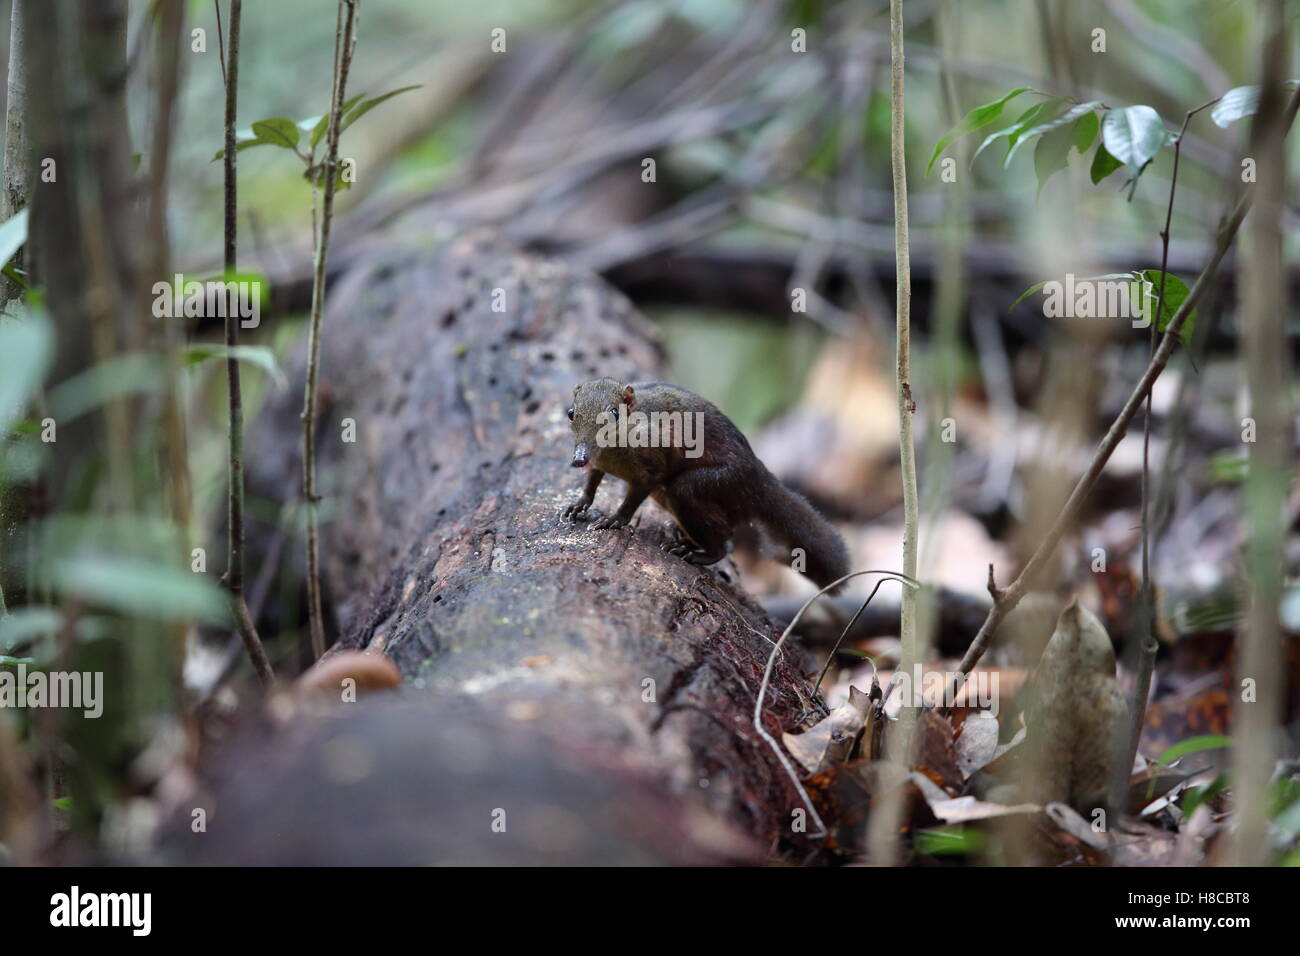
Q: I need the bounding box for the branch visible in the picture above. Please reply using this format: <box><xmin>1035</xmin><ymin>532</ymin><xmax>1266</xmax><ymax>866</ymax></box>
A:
<box><xmin>753</xmin><ymin>569</ymin><xmax>919</xmax><ymax>842</ymax></box>
<box><xmin>302</xmin><ymin>0</ymin><xmax>359</xmax><ymax>660</ymax></box>
<box><xmin>1117</xmin><ymin>95</ymin><xmax>1220</xmax><ymax>804</ymax></box>
<box><xmin>221</xmin><ymin>0</ymin><xmax>273</xmax><ymax>686</ymax></box>
<box><xmin>947</xmin><ymin>83</ymin><xmax>1300</xmax><ymax>700</ymax></box>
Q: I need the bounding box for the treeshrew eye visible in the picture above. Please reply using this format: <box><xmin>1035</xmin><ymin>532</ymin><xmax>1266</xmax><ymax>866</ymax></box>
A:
<box><xmin>566</xmin><ymin>407</ymin><xmax>574</xmax><ymax>421</ymax></box>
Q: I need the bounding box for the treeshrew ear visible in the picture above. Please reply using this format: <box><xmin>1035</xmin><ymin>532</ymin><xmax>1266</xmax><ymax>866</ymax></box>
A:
<box><xmin>622</xmin><ymin>384</ymin><xmax>635</xmax><ymax>409</ymax></box>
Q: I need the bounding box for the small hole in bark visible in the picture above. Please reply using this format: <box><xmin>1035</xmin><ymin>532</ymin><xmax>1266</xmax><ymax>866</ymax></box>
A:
<box><xmin>571</xmin><ymin>350</ymin><xmax>585</xmax><ymax>361</ymax></box>
<box><xmin>440</xmin><ymin>310</ymin><xmax>456</xmax><ymax>328</ymax></box>
<box><xmin>430</xmin><ymin>463</ymin><xmax>441</xmax><ymax>473</ymax></box>
<box><xmin>433</xmin><ymin>594</ymin><xmax>443</xmax><ymax>604</ymax></box>
<box><xmin>541</xmin><ymin>351</ymin><xmax>555</xmax><ymax>362</ymax></box>
<box><xmin>598</xmin><ymin>347</ymin><xmax>611</xmax><ymax>358</ymax></box>
<box><xmin>616</xmin><ymin>344</ymin><xmax>628</xmax><ymax>356</ymax></box>
<box><xmin>488</xmin><ymin>376</ymin><xmax>498</xmax><ymax>387</ymax></box>
<box><xmin>524</xmin><ymin>400</ymin><xmax>540</xmax><ymax>414</ymax></box>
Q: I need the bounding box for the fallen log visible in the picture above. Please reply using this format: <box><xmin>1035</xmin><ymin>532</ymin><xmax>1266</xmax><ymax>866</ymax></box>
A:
<box><xmin>163</xmin><ymin>232</ymin><xmax>825</xmax><ymax>864</ymax></box>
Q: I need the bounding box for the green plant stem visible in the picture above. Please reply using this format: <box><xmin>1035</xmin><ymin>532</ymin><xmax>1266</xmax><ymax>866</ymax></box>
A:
<box><xmin>221</xmin><ymin>0</ymin><xmax>272</xmax><ymax>686</ymax></box>
<box><xmin>302</xmin><ymin>0</ymin><xmax>359</xmax><ymax>660</ymax></box>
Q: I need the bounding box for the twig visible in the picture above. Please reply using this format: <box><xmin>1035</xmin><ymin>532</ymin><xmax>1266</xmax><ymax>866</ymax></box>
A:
<box><xmin>889</xmin><ymin>0</ymin><xmax>920</xmax><ymax>691</ymax></box>
<box><xmin>753</xmin><ymin>569</ymin><xmax>920</xmax><ymax>842</ymax></box>
<box><xmin>812</xmin><ymin>573</ymin><xmax>915</xmax><ymax>694</ymax></box>
<box><xmin>869</xmin><ymin>0</ymin><xmax>921</xmax><ymax>867</ymax></box>
<box><xmin>302</xmin><ymin>0</ymin><xmax>359</xmax><ymax>660</ymax></box>
<box><xmin>947</xmin><ymin>85</ymin><xmax>1300</xmax><ymax>702</ymax></box>
<box><xmin>1120</xmin><ymin>95</ymin><xmax>1220</xmax><ymax>802</ymax></box>
<box><xmin>220</xmin><ymin>0</ymin><xmax>273</xmax><ymax>686</ymax></box>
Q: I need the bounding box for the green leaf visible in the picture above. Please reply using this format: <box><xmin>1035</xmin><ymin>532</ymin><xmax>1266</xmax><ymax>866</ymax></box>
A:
<box><xmin>2</xmin><ymin>262</ymin><xmax>28</xmax><ymax>289</ymax></box>
<box><xmin>0</xmin><ymin>207</ymin><xmax>29</xmax><ymax>266</ymax></box>
<box><xmin>0</xmin><ymin>606</ymin><xmax>63</xmax><ymax>649</ymax></box>
<box><xmin>211</xmin><ymin>137</ymin><xmax>276</xmax><ymax>162</ymax></box>
<box><xmin>309</xmin><ymin>92</ymin><xmax>366</xmax><ymax>149</ymax></box>
<box><xmin>339</xmin><ymin>85</ymin><xmax>422</xmax><ymax>134</ymax></box>
<box><xmin>184</xmin><ymin>344</ymin><xmax>286</xmax><ymax>388</ymax></box>
<box><xmin>47</xmin><ymin>352</ymin><xmax>161</xmax><ymax>423</ymax></box>
<box><xmin>1157</xmin><ymin>734</ymin><xmax>1231</xmax><ymax>767</ymax></box>
<box><xmin>1007</xmin><ymin>281</ymin><xmax>1047</xmax><ymax>313</ymax></box>
<box><xmin>915</xmin><ymin>827</ymin><xmax>989</xmax><ymax>855</ymax></box>
<box><xmin>1101</xmin><ymin>105</ymin><xmax>1168</xmax><ymax>171</ymax></box>
<box><xmin>1032</xmin><ymin>122</ymin><xmax>1076</xmax><ymax>196</ymax></box>
<box><xmin>925</xmin><ymin>87</ymin><xmax>1032</xmax><ymax>176</ymax></box>
<box><xmin>971</xmin><ymin>98</ymin><xmax>1061</xmax><ymax>166</ymax></box>
<box><xmin>1006</xmin><ymin>100</ymin><xmax>1102</xmax><ymax>165</ymax></box>
<box><xmin>1089</xmin><ymin>140</ymin><xmax>1123</xmax><ymax>183</ymax></box>
<box><xmin>1182</xmin><ymin>773</ymin><xmax>1229</xmax><ymax>819</ymax></box>
<box><xmin>1134</xmin><ymin>270</ymin><xmax>1197</xmax><ymax>347</ymax></box>
<box><xmin>1210</xmin><ymin>81</ymin><xmax>1299</xmax><ymax>128</ymax></box>
<box><xmin>1072</xmin><ymin>110</ymin><xmax>1099</xmax><ymax>153</ymax></box>
<box><xmin>50</xmin><ymin>556</ymin><xmax>230</xmax><ymax>626</ymax></box>
<box><xmin>250</xmin><ymin>117</ymin><xmax>301</xmax><ymax>151</ymax></box>
<box><xmin>1276</xmin><ymin>797</ymin><xmax>1300</xmax><ymax>836</ymax></box>
<box><xmin>0</xmin><ymin>308</ymin><xmax>53</xmax><ymax>436</ymax></box>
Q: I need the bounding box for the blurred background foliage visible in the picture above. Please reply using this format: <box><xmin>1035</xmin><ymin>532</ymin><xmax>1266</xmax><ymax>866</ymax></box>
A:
<box><xmin>0</xmin><ymin>0</ymin><xmax>1296</xmax><ymax>860</ymax></box>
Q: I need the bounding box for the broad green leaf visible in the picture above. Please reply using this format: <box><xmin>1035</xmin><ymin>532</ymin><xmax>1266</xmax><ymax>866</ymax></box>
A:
<box><xmin>1032</xmin><ymin>122</ymin><xmax>1076</xmax><ymax>195</ymax></box>
<box><xmin>1072</xmin><ymin>110</ymin><xmax>1099</xmax><ymax>153</ymax></box>
<box><xmin>184</xmin><ymin>343</ymin><xmax>286</xmax><ymax>388</ymax></box>
<box><xmin>1135</xmin><ymin>270</ymin><xmax>1197</xmax><ymax>348</ymax></box>
<box><xmin>339</xmin><ymin>85</ymin><xmax>422</xmax><ymax>134</ymax></box>
<box><xmin>250</xmin><ymin>117</ymin><xmax>300</xmax><ymax>151</ymax></box>
<box><xmin>0</xmin><ymin>308</ymin><xmax>53</xmax><ymax>436</ymax></box>
<box><xmin>1006</xmin><ymin>100</ymin><xmax>1102</xmax><ymax>165</ymax></box>
<box><xmin>925</xmin><ymin>87</ymin><xmax>1032</xmax><ymax>176</ymax></box>
<box><xmin>971</xmin><ymin>98</ymin><xmax>1061</xmax><ymax>166</ymax></box>
<box><xmin>1089</xmin><ymin>140</ymin><xmax>1123</xmax><ymax>183</ymax></box>
<box><xmin>211</xmin><ymin>137</ymin><xmax>274</xmax><ymax>162</ymax></box>
<box><xmin>50</xmin><ymin>556</ymin><xmax>229</xmax><ymax>626</ymax></box>
<box><xmin>1211</xmin><ymin>81</ymin><xmax>1298</xmax><ymax>128</ymax></box>
<box><xmin>1101</xmin><ymin>105</ymin><xmax>1168</xmax><ymax>171</ymax></box>
<box><xmin>310</xmin><ymin>92</ymin><xmax>366</xmax><ymax>149</ymax></box>
<box><xmin>1158</xmin><ymin>734</ymin><xmax>1231</xmax><ymax>766</ymax></box>
<box><xmin>0</xmin><ymin>207</ymin><xmax>29</xmax><ymax>265</ymax></box>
